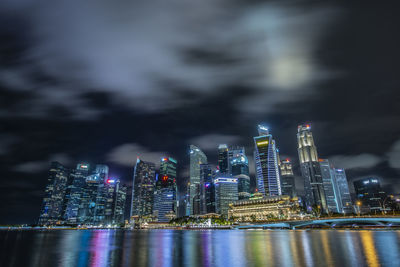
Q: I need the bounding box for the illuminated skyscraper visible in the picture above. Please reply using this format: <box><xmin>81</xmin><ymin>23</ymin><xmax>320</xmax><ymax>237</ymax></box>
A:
<box><xmin>189</xmin><ymin>145</ymin><xmax>207</xmax><ymax>215</ymax></box>
<box><xmin>254</xmin><ymin>125</ymin><xmax>281</xmax><ymax>196</ymax></box>
<box><xmin>153</xmin><ymin>157</ymin><xmax>178</xmax><ymax>222</ymax></box>
<box><xmin>214</xmin><ymin>177</ymin><xmax>238</xmax><ymax>217</ymax></box>
<box><xmin>228</xmin><ymin>146</ymin><xmax>245</xmax><ymax>174</ymax></box>
<box><xmin>199</xmin><ymin>164</ymin><xmax>215</xmax><ymax>214</ymax></box>
<box><xmin>279</xmin><ymin>159</ymin><xmax>296</xmax><ymax>199</ymax></box>
<box><xmin>230</xmin><ymin>149</ymin><xmax>250</xmax><ymax>199</ymax></box>
<box><xmin>333</xmin><ymin>169</ymin><xmax>352</xmax><ymax>214</ymax></box>
<box><xmin>38</xmin><ymin>162</ymin><xmax>69</xmax><ymax>225</ymax></box>
<box><xmin>218</xmin><ymin>144</ymin><xmax>229</xmax><ymax>174</ymax></box>
<box><xmin>297</xmin><ymin>124</ymin><xmax>327</xmax><ymax>212</ymax></box>
<box><xmin>65</xmin><ymin>163</ymin><xmax>90</xmax><ymax>224</ymax></box>
<box><xmin>131</xmin><ymin>158</ymin><xmax>156</xmax><ymax>217</ymax></box>
<box><xmin>319</xmin><ymin>159</ymin><xmax>339</xmax><ymax>213</ymax></box>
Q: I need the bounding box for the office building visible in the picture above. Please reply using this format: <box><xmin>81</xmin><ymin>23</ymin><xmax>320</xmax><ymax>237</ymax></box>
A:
<box><xmin>319</xmin><ymin>159</ymin><xmax>339</xmax><ymax>213</ymax></box>
<box><xmin>333</xmin><ymin>169</ymin><xmax>352</xmax><ymax>214</ymax></box>
<box><xmin>218</xmin><ymin>144</ymin><xmax>229</xmax><ymax>174</ymax></box>
<box><xmin>131</xmin><ymin>158</ymin><xmax>156</xmax><ymax>217</ymax></box>
<box><xmin>153</xmin><ymin>157</ymin><xmax>178</xmax><ymax>222</ymax></box>
<box><xmin>254</xmin><ymin>125</ymin><xmax>281</xmax><ymax>196</ymax></box>
<box><xmin>214</xmin><ymin>177</ymin><xmax>238</xmax><ymax>217</ymax></box>
<box><xmin>279</xmin><ymin>159</ymin><xmax>296</xmax><ymax>199</ymax></box>
<box><xmin>199</xmin><ymin>164</ymin><xmax>216</xmax><ymax>214</ymax></box>
<box><xmin>297</xmin><ymin>124</ymin><xmax>327</xmax><ymax>212</ymax></box>
<box><xmin>354</xmin><ymin>177</ymin><xmax>387</xmax><ymax>213</ymax></box>
<box><xmin>38</xmin><ymin>162</ymin><xmax>69</xmax><ymax>225</ymax></box>
<box><xmin>189</xmin><ymin>145</ymin><xmax>207</xmax><ymax>215</ymax></box>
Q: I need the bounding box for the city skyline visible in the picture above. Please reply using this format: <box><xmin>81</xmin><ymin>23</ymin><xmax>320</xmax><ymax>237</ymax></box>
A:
<box><xmin>0</xmin><ymin>1</ymin><xmax>399</xmax><ymax>227</ymax></box>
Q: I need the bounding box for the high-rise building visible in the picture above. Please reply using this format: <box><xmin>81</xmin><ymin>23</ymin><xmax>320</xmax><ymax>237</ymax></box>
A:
<box><xmin>228</xmin><ymin>146</ymin><xmax>245</xmax><ymax>174</ymax></box>
<box><xmin>230</xmin><ymin>150</ymin><xmax>250</xmax><ymax>200</ymax></box>
<box><xmin>65</xmin><ymin>163</ymin><xmax>90</xmax><ymax>224</ymax></box>
<box><xmin>39</xmin><ymin>162</ymin><xmax>69</xmax><ymax>225</ymax></box>
<box><xmin>113</xmin><ymin>182</ymin><xmax>127</xmax><ymax>224</ymax></box>
<box><xmin>319</xmin><ymin>159</ymin><xmax>339</xmax><ymax>213</ymax></box>
<box><xmin>218</xmin><ymin>144</ymin><xmax>229</xmax><ymax>174</ymax></box>
<box><xmin>153</xmin><ymin>157</ymin><xmax>178</xmax><ymax>222</ymax></box>
<box><xmin>333</xmin><ymin>169</ymin><xmax>352</xmax><ymax>214</ymax></box>
<box><xmin>131</xmin><ymin>158</ymin><xmax>156</xmax><ymax>217</ymax></box>
<box><xmin>254</xmin><ymin>125</ymin><xmax>281</xmax><ymax>197</ymax></box>
<box><xmin>297</xmin><ymin>124</ymin><xmax>327</xmax><ymax>212</ymax></box>
<box><xmin>354</xmin><ymin>178</ymin><xmax>387</xmax><ymax>213</ymax></box>
<box><xmin>189</xmin><ymin>145</ymin><xmax>207</xmax><ymax>215</ymax></box>
<box><xmin>279</xmin><ymin>159</ymin><xmax>296</xmax><ymax>199</ymax></box>
<box><xmin>199</xmin><ymin>164</ymin><xmax>216</xmax><ymax>214</ymax></box>
<box><xmin>214</xmin><ymin>177</ymin><xmax>238</xmax><ymax>217</ymax></box>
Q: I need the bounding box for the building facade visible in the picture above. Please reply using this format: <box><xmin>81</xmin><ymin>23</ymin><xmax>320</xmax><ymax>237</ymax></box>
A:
<box><xmin>319</xmin><ymin>159</ymin><xmax>339</xmax><ymax>213</ymax></box>
<box><xmin>254</xmin><ymin>125</ymin><xmax>281</xmax><ymax>196</ymax></box>
<box><xmin>189</xmin><ymin>145</ymin><xmax>207</xmax><ymax>215</ymax></box>
<box><xmin>354</xmin><ymin>178</ymin><xmax>387</xmax><ymax>213</ymax></box>
<box><xmin>131</xmin><ymin>159</ymin><xmax>156</xmax><ymax>217</ymax></box>
<box><xmin>279</xmin><ymin>159</ymin><xmax>296</xmax><ymax>199</ymax></box>
<box><xmin>333</xmin><ymin>169</ymin><xmax>352</xmax><ymax>214</ymax></box>
<box><xmin>215</xmin><ymin>177</ymin><xmax>238</xmax><ymax>217</ymax></box>
<box><xmin>297</xmin><ymin>124</ymin><xmax>327</xmax><ymax>213</ymax></box>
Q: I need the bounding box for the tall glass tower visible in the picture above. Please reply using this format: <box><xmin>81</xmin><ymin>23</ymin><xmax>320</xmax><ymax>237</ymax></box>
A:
<box><xmin>217</xmin><ymin>144</ymin><xmax>229</xmax><ymax>174</ymax></box>
<box><xmin>131</xmin><ymin>158</ymin><xmax>156</xmax><ymax>217</ymax></box>
<box><xmin>279</xmin><ymin>159</ymin><xmax>296</xmax><ymax>198</ymax></box>
<box><xmin>319</xmin><ymin>159</ymin><xmax>339</xmax><ymax>213</ymax></box>
<box><xmin>189</xmin><ymin>145</ymin><xmax>207</xmax><ymax>215</ymax></box>
<box><xmin>153</xmin><ymin>157</ymin><xmax>178</xmax><ymax>222</ymax></box>
<box><xmin>254</xmin><ymin>125</ymin><xmax>281</xmax><ymax>196</ymax></box>
<box><xmin>38</xmin><ymin>162</ymin><xmax>69</xmax><ymax>225</ymax></box>
<box><xmin>297</xmin><ymin>124</ymin><xmax>327</xmax><ymax>212</ymax></box>
<box><xmin>231</xmin><ymin>149</ymin><xmax>250</xmax><ymax>200</ymax></box>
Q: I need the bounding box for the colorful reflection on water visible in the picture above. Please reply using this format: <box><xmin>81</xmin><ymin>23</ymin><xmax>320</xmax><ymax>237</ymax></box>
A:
<box><xmin>1</xmin><ymin>229</ymin><xmax>400</xmax><ymax>267</ymax></box>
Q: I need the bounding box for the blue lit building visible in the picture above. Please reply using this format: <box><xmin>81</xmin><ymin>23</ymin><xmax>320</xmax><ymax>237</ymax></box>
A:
<box><xmin>354</xmin><ymin>177</ymin><xmax>386</xmax><ymax>213</ymax></box>
<box><xmin>199</xmin><ymin>164</ymin><xmax>216</xmax><ymax>214</ymax></box>
<box><xmin>333</xmin><ymin>168</ymin><xmax>352</xmax><ymax>214</ymax></box>
<box><xmin>254</xmin><ymin>125</ymin><xmax>281</xmax><ymax>196</ymax></box>
<box><xmin>319</xmin><ymin>159</ymin><xmax>339</xmax><ymax>213</ymax></box>
<box><xmin>215</xmin><ymin>177</ymin><xmax>238</xmax><ymax>217</ymax></box>
<box><xmin>189</xmin><ymin>145</ymin><xmax>207</xmax><ymax>215</ymax></box>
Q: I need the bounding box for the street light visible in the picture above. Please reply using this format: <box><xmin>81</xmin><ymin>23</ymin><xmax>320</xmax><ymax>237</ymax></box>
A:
<box><xmin>356</xmin><ymin>201</ymin><xmax>362</xmax><ymax>216</ymax></box>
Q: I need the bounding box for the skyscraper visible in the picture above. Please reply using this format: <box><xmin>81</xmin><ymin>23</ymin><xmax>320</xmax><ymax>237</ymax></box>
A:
<box><xmin>199</xmin><ymin>164</ymin><xmax>216</xmax><ymax>214</ymax></box>
<box><xmin>218</xmin><ymin>144</ymin><xmax>229</xmax><ymax>174</ymax></box>
<box><xmin>228</xmin><ymin>146</ymin><xmax>245</xmax><ymax>174</ymax></box>
<box><xmin>65</xmin><ymin>163</ymin><xmax>90</xmax><ymax>224</ymax></box>
<box><xmin>297</xmin><ymin>124</ymin><xmax>327</xmax><ymax>212</ymax></box>
<box><xmin>333</xmin><ymin>169</ymin><xmax>352</xmax><ymax>214</ymax></box>
<box><xmin>230</xmin><ymin>149</ymin><xmax>251</xmax><ymax>199</ymax></box>
<box><xmin>354</xmin><ymin>177</ymin><xmax>387</xmax><ymax>213</ymax></box>
<box><xmin>319</xmin><ymin>159</ymin><xmax>339</xmax><ymax>213</ymax></box>
<box><xmin>39</xmin><ymin>162</ymin><xmax>69</xmax><ymax>225</ymax></box>
<box><xmin>214</xmin><ymin>177</ymin><xmax>238</xmax><ymax>217</ymax></box>
<box><xmin>189</xmin><ymin>145</ymin><xmax>207</xmax><ymax>215</ymax></box>
<box><xmin>131</xmin><ymin>158</ymin><xmax>156</xmax><ymax>217</ymax></box>
<box><xmin>254</xmin><ymin>125</ymin><xmax>281</xmax><ymax>196</ymax></box>
<box><xmin>153</xmin><ymin>157</ymin><xmax>178</xmax><ymax>222</ymax></box>
<box><xmin>279</xmin><ymin>159</ymin><xmax>296</xmax><ymax>199</ymax></box>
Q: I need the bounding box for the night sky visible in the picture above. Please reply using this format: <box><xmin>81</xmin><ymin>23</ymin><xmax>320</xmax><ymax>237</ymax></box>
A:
<box><xmin>1</xmin><ymin>1</ymin><xmax>399</xmax><ymax>224</ymax></box>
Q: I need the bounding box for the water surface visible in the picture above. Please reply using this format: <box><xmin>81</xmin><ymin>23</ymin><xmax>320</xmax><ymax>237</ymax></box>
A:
<box><xmin>1</xmin><ymin>229</ymin><xmax>399</xmax><ymax>267</ymax></box>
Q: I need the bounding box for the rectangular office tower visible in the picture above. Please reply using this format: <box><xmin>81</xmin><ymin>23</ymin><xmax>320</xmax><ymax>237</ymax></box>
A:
<box><xmin>214</xmin><ymin>177</ymin><xmax>238</xmax><ymax>217</ymax></box>
<box><xmin>153</xmin><ymin>157</ymin><xmax>178</xmax><ymax>222</ymax></box>
<box><xmin>254</xmin><ymin>125</ymin><xmax>281</xmax><ymax>196</ymax></box>
<box><xmin>319</xmin><ymin>159</ymin><xmax>339</xmax><ymax>213</ymax></box>
<box><xmin>354</xmin><ymin>177</ymin><xmax>387</xmax><ymax>213</ymax></box>
<box><xmin>38</xmin><ymin>162</ymin><xmax>69</xmax><ymax>225</ymax></box>
<box><xmin>189</xmin><ymin>145</ymin><xmax>207</xmax><ymax>215</ymax></box>
<box><xmin>333</xmin><ymin>169</ymin><xmax>352</xmax><ymax>214</ymax></box>
<box><xmin>199</xmin><ymin>164</ymin><xmax>216</xmax><ymax>214</ymax></box>
<box><xmin>218</xmin><ymin>144</ymin><xmax>229</xmax><ymax>174</ymax></box>
<box><xmin>297</xmin><ymin>124</ymin><xmax>327</xmax><ymax>213</ymax></box>
<box><xmin>279</xmin><ymin>159</ymin><xmax>296</xmax><ymax>199</ymax></box>
<box><xmin>131</xmin><ymin>158</ymin><xmax>156</xmax><ymax>218</ymax></box>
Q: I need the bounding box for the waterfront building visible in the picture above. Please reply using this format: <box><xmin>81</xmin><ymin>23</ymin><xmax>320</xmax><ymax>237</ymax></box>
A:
<box><xmin>189</xmin><ymin>145</ymin><xmax>207</xmax><ymax>215</ymax></box>
<box><xmin>297</xmin><ymin>124</ymin><xmax>327</xmax><ymax>213</ymax></box>
<box><xmin>199</xmin><ymin>164</ymin><xmax>216</xmax><ymax>214</ymax></box>
<box><xmin>218</xmin><ymin>144</ymin><xmax>229</xmax><ymax>174</ymax></box>
<box><xmin>131</xmin><ymin>158</ymin><xmax>156</xmax><ymax>217</ymax></box>
<box><xmin>228</xmin><ymin>146</ymin><xmax>245</xmax><ymax>174</ymax></box>
<box><xmin>153</xmin><ymin>157</ymin><xmax>178</xmax><ymax>222</ymax></box>
<box><xmin>354</xmin><ymin>178</ymin><xmax>387</xmax><ymax>213</ymax></box>
<box><xmin>333</xmin><ymin>169</ymin><xmax>352</xmax><ymax>214</ymax></box>
<box><xmin>319</xmin><ymin>159</ymin><xmax>339</xmax><ymax>213</ymax></box>
<box><xmin>279</xmin><ymin>159</ymin><xmax>296</xmax><ymax>199</ymax></box>
<box><xmin>228</xmin><ymin>195</ymin><xmax>300</xmax><ymax>221</ymax></box>
<box><xmin>254</xmin><ymin>125</ymin><xmax>281</xmax><ymax>196</ymax></box>
<box><xmin>214</xmin><ymin>177</ymin><xmax>238</xmax><ymax>217</ymax></box>
<box><xmin>65</xmin><ymin>163</ymin><xmax>90</xmax><ymax>224</ymax></box>
<box><xmin>38</xmin><ymin>162</ymin><xmax>69</xmax><ymax>225</ymax></box>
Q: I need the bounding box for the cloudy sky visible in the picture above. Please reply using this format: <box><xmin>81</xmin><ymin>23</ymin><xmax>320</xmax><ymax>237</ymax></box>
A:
<box><xmin>0</xmin><ymin>0</ymin><xmax>399</xmax><ymax>224</ymax></box>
